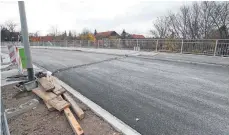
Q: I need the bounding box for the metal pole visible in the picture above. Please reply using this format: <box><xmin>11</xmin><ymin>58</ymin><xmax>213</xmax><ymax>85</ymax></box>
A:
<box><xmin>180</xmin><ymin>39</ymin><xmax>184</xmax><ymax>54</ymax></box>
<box><xmin>214</xmin><ymin>39</ymin><xmax>218</xmax><ymax>56</ymax></box>
<box><xmin>156</xmin><ymin>40</ymin><xmax>158</xmax><ymax>52</ymax></box>
<box><xmin>98</xmin><ymin>40</ymin><xmax>99</xmax><ymax>48</ymax></box>
<box><xmin>137</xmin><ymin>39</ymin><xmax>139</xmax><ymax>48</ymax></box>
<box><xmin>18</xmin><ymin>1</ymin><xmax>34</xmax><ymax>81</ymax></box>
<box><xmin>0</xmin><ymin>26</ymin><xmax>1</xmax><ymax>46</ymax></box>
<box><xmin>0</xmin><ymin>30</ymin><xmax>2</xmax><ymax>62</ymax></box>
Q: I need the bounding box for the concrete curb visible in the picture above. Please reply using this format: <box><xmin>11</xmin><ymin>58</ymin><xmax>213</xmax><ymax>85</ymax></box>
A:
<box><xmin>31</xmin><ymin>46</ymin><xmax>139</xmax><ymax>56</ymax></box>
<box><xmin>135</xmin><ymin>55</ymin><xmax>229</xmax><ymax>67</ymax></box>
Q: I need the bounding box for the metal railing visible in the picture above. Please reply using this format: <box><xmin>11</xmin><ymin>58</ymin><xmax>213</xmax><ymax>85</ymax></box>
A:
<box><xmin>2</xmin><ymin>39</ymin><xmax>229</xmax><ymax>56</ymax></box>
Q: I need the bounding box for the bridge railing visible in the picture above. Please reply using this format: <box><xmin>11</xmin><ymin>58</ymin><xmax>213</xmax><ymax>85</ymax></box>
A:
<box><xmin>2</xmin><ymin>39</ymin><xmax>229</xmax><ymax>56</ymax></box>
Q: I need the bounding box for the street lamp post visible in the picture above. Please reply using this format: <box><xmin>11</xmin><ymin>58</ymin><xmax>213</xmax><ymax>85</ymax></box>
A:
<box><xmin>18</xmin><ymin>1</ymin><xmax>34</xmax><ymax>81</ymax></box>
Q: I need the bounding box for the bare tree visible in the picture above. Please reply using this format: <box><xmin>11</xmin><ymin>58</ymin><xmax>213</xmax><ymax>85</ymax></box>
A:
<box><xmin>49</xmin><ymin>25</ymin><xmax>59</xmax><ymax>36</ymax></box>
<box><xmin>151</xmin><ymin>1</ymin><xmax>229</xmax><ymax>39</ymax></box>
<box><xmin>188</xmin><ymin>2</ymin><xmax>202</xmax><ymax>39</ymax></box>
<box><xmin>208</xmin><ymin>1</ymin><xmax>229</xmax><ymax>38</ymax></box>
<box><xmin>199</xmin><ymin>1</ymin><xmax>214</xmax><ymax>38</ymax></box>
<box><xmin>71</xmin><ymin>30</ymin><xmax>78</xmax><ymax>38</ymax></box>
<box><xmin>81</xmin><ymin>28</ymin><xmax>91</xmax><ymax>35</ymax></box>
<box><xmin>5</xmin><ymin>20</ymin><xmax>17</xmax><ymax>32</ymax></box>
<box><xmin>169</xmin><ymin>6</ymin><xmax>190</xmax><ymax>39</ymax></box>
<box><xmin>29</xmin><ymin>31</ymin><xmax>39</xmax><ymax>37</ymax></box>
<box><xmin>168</xmin><ymin>13</ymin><xmax>180</xmax><ymax>38</ymax></box>
<box><xmin>150</xmin><ymin>16</ymin><xmax>170</xmax><ymax>38</ymax></box>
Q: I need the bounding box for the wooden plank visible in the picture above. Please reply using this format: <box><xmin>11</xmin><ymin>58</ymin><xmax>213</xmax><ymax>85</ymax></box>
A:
<box><xmin>64</xmin><ymin>107</ymin><xmax>84</xmax><ymax>135</ymax></box>
<box><xmin>53</xmin><ymin>87</ymin><xmax>66</xmax><ymax>95</ymax></box>
<box><xmin>32</xmin><ymin>87</ymin><xmax>56</xmax><ymax>101</ymax></box>
<box><xmin>38</xmin><ymin>77</ymin><xmax>55</xmax><ymax>92</ymax></box>
<box><xmin>63</xmin><ymin>93</ymin><xmax>85</xmax><ymax>120</ymax></box>
<box><xmin>44</xmin><ymin>101</ymin><xmax>55</xmax><ymax>111</ymax></box>
<box><xmin>47</xmin><ymin>96</ymin><xmax>70</xmax><ymax>111</ymax></box>
<box><xmin>50</xmin><ymin>76</ymin><xmax>66</xmax><ymax>95</ymax></box>
<box><xmin>32</xmin><ymin>88</ymin><xmax>70</xmax><ymax>111</ymax></box>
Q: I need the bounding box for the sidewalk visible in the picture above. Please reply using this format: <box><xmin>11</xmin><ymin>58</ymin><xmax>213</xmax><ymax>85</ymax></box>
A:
<box><xmin>32</xmin><ymin>46</ymin><xmax>140</xmax><ymax>56</ymax></box>
<box><xmin>139</xmin><ymin>52</ymin><xmax>229</xmax><ymax>66</ymax></box>
<box><xmin>31</xmin><ymin>46</ymin><xmax>229</xmax><ymax>66</ymax></box>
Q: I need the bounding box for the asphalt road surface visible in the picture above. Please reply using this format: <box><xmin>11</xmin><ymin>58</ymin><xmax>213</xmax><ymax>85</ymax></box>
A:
<box><xmin>2</xmin><ymin>48</ymin><xmax>229</xmax><ymax>135</ymax></box>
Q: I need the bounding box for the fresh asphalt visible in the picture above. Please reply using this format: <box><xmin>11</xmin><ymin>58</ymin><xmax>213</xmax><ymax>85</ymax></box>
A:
<box><xmin>2</xmin><ymin>48</ymin><xmax>229</xmax><ymax>135</ymax></box>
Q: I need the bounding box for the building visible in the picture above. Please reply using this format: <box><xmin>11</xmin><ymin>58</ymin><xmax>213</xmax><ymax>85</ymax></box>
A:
<box><xmin>95</xmin><ymin>31</ymin><xmax>120</xmax><ymax>40</ymax></box>
<box><xmin>130</xmin><ymin>34</ymin><xmax>145</xmax><ymax>39</ymax></box>
<box><xmin>30</xmin><ymin>36</ymin><xmax>54</xmax><ymax>42</ymax></box>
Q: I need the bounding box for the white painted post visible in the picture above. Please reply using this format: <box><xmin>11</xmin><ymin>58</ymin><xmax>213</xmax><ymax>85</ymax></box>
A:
<box><xmin>214</xmin><ymin>39</ymin><xmax>218</xmax><ymax>56</ymax></box>
<box><xmin>180</xmin><ymin>39</ymin><xmax>184</xmax><ymax>54</ymax></box>
<box><xmin>156</xmin><ymin>40</ymin><xmax>158</xmax><ymax>52</ymax></box>
<box><xmin>98</xmin><ymin>40</ymin><xmax>99</xmax><ymax>48</ymax></box>
<box><xmin>119</xmin><ymin>39</ymin><xmax>121</xmax><ymax>49</ymax></box>
<box><xmin>137</xmin><ymin>39</ymin><xmax>139</xmax><ymax>48</ymax></box>
<box><xmin>109</xmin><ymin>40</ymin><xmax>110</xmax><ymax>48</ymax></box>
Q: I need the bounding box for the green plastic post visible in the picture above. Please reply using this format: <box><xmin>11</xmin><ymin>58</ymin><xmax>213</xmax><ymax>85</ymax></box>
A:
<box><xmin>19</xmin><ymin>48</ymin><xmax>27</xmax><ymax>69</ymax></box>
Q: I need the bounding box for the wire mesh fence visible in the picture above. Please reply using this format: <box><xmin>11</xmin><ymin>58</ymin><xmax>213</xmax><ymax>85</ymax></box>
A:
<box><xmin>1</xmin><ymin>39</ymin><xmax>229</xmax><ymax>56</ymax></box>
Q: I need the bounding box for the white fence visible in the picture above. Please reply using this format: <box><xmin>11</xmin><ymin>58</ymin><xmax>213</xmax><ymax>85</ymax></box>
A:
<box><xmin>1</xmin><ymin>39</ymin><xmax>229</xmax><ymax>56</ymax></box>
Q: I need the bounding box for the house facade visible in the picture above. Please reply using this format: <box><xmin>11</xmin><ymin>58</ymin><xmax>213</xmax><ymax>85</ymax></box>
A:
<box><xmin>95</xmin><ymin>31</ymin><xmax>120</xmax><ymax>40</ymax></box>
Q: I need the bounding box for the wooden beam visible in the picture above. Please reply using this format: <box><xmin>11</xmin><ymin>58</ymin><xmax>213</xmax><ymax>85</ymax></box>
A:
<box><xmin>32</xmin><ymin>87</ymin><xmax>56</xmax><ymax>101</ymax></box>
<box><xmin>38</xmin><ymin>77</ymin><xmax>55</xmax><ymax>92</ymax></box>
<box><xmin>44</xmin><ymin>101</ymin><xmax>55</xmax><ymax>111</ymax></box>
<box><xmin>50</xmin><ymin>76</ymin><xmax>66</xmax><ymax>95</ymax></box>
<box><xmin>48</xmin><ymin>96</ymin><xmax>70</xmax><ymax>111</ymax></box>
<box><xmin>64</xmin><ymin>107</ymin><xmax>84</xmax><ymax>135</ymax></box>
<box><xmin>32</xmin><ymin>87</ymin><xmax>70</xmax><ymax>111</ymax></box>
<box><xmin>63</xmin><ymin>93</ymin><xmax>85</xmax><ymax>120</ymax></box>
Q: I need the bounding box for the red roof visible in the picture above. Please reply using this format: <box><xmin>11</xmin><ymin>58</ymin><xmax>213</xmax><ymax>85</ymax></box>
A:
<box><xmin>40</xmin><ymin>36</ymin><xmax>53</xmax><ymax>41</ymax></box>
<box><xmin>95</xmin><ymin>31</ymin><xmax>116</xmax><ymax>38</ymax></box>
<box><xmin>131</xmin><ymin>34</ymin><xmax>145</xmax><ymax>39</ymax></box>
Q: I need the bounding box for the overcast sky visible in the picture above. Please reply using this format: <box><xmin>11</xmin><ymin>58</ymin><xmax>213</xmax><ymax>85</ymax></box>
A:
<box><xmin>0</xmin><ymin>0</ymin><xmax>192</xmax><ymax>37</ymax></box>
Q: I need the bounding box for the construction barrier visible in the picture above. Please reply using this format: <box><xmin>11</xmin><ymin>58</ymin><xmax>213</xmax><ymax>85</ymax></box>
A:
<box><xmin>7</xmin><ymin>45</ymin><xmax>27</xmax><ymax>74</ymax></box>
<box><xmin>7</xmin><ymin>45</ymin><xmax>17</xmax><ymax>64</ymax></box>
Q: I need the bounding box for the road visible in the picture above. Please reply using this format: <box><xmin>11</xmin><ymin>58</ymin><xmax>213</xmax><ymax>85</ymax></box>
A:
<box><xmin>2</xmin><ymin>47</ymin><xmax>229</xmax><ymax>135</ymax></box>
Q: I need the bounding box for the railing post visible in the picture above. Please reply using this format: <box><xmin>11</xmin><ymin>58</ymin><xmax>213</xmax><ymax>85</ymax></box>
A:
<box><xmin>88</xmin><ymin>40</ymin><xmax>89</xmax><ymax>47</ymax></box>
<box><xmin>214</xmin><ymin>39</ymin><xmax>218</xmax><ymax>56</ymax></box>
<box><xmin>137</xmin><ymin>39</ymin><xmax>139</xmax><ymax>47</ymax></box>
<box><xmin>156</xmin><ymin>40</ymin><xmax>158</xmax><ymax>52</ymax></box>
<box><xmin>65</xmin><ymin>40</ymin><xmax>67</xmax><ymax>47</ymax></box>
<box><xmin>180</xmin><ymin>39</ymin><xmax>184</xmax><ymax>54</ymax></box>
<box><xmin>98</xmin><ymin>40</ymin><xmax>99</xmax><ymax>48</ymax></box>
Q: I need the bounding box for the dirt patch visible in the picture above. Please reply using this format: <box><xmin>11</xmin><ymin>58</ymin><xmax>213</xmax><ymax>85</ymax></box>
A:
<box><xmin>67</xmin><ymin>93</ymin><xmax>121</xmax><ymax>135</ymax></box>
<box><xmin>1</xmin><ymin>83</ymin><xmax>121</xmax><ymax>135</ymax></box>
